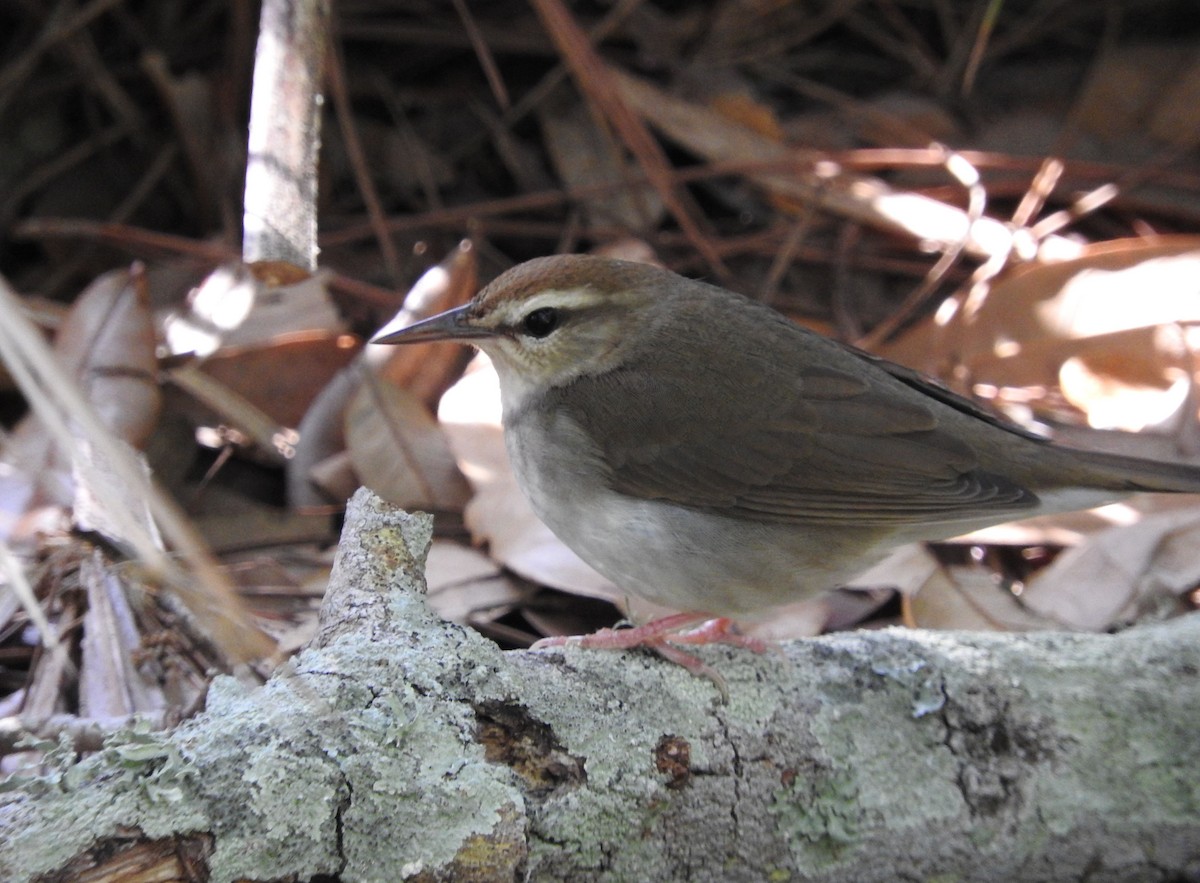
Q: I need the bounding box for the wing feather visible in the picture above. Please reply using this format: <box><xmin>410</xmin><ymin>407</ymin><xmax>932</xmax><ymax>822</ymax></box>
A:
<box><xmin>543</xmin><ymin>280</ymin><xmax>1039</xmax><ymax>525</ymax></box>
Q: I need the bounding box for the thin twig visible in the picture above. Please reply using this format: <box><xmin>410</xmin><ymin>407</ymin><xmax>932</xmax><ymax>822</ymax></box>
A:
<box><xmin>450</xmin><ymin>0</ymin><xmax>510</xmax><ymax>111</ymax></box>
<box><xmin>528</xmin><ymin>0</ymin><xmax>729</xmax><ymax>281</ymax></box>
<box><xmin>327</xmin><ymin>11</ymin><xmax>403</xmax><ymax>282</ymax></box>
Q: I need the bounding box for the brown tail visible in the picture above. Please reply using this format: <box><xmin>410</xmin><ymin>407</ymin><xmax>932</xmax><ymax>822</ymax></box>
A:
<box><xmin>1062</xmin><ymin>446</ymin><xmax>1200</xmax><ymax>494</ymax></box>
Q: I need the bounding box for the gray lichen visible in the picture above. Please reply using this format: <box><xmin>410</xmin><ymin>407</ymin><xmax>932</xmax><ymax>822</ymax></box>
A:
<box><xmin>2</xmin><ymin>489</ymin><xmax>1198</xmax><ymax>882</ymax></box>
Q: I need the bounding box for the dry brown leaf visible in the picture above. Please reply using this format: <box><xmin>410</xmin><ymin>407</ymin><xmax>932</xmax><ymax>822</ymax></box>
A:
<box><xmin>905</xmin><ymin>564</ymin><xmax>1054</xmax><ymax>632</ymax></box>
<box><xmin>186</xmin><ymin>330</ymin><xmax>359</xmax><ymax>429</ymax></box>
<box><xmin>424</xmin><ymin>540</ymin><xmax>526</xmax><ymax>626</ymax></box>
<box><xmin>835</xmin><ymin>543</ymin><xmax>1050</xmax><ymax>633</ymax></box>
<box><xmin>880</xmin><ymin>236</ymin><xmax>1200</xmax><ymax>432</ymax></box>
<box><xmin>54</xmin><ymin>266</ymin><xmax>160</xmax><ymax>449</ymax></box>
<box><xmin>167</xmin><ymin>362</ymin><xmax>298</xmax><ymax>463</ymax></box>
<box><xmin>1149</xmin><ymin>52</ymin><xmax>1200</xmax><ymax>144</ymax></box>
<box><xmin>709</xmin><ymin>89</ymin><xmax>785</xmax><ymax>141</ymax></box>
<box><xmin>161</xmin><ymin>263</ymin><xmax>342</xmax><ymax>358</ymax></box>
<box><xmin>1073</xmin><ymin>44</ymin><xmax>1195</xmax><ymax>144</ymax></box>
<box><xmin>959</xmin><ymin>323</ymin><xmax>1182</xmax><ymax>390</ymax></box>
<box><xmin>737</xmin><ymin>599</ymin><xmax>845</xmax><ymax>640</ymax></box>
<box><xmin>287</xmin><ymin>367</ymin><xmax>358</xmax><ymax>512</ymax></box>
<box><xmin>962</xmin><ymin>328</ymin><xmax>1193</xmax><ymax>434</ymax></box>
<box><xmin>920</xmin><ymin>237</ymin><xmax>1199</xmax><ymax>350</ymax></box>
<box><xmin>432</xmin><ymin>575</ymin><xmax>527</xmax><ymax>629</ymax></box>
<box><xmin>371</xmin><ymin>240</ymin><xmax>478</xmax><ymax>411</ymax></box>
<box><xmin>1058</xmin><ymin>340</ymin><xmax>1191</xmax><ymax>432</ymax></box>
<box><xmin>436</xmin><ymin>354</ymin><xmax>506</xmax><ymax>475</ymax></box>
<box><xmin>952</xmin><ymin>489</ymin><xmax>1200</xmax><ymax>558</ymax></box>
<box><xmin>539</xmin><ymin>97</ymin><xmax>665</xmax><ymax>230</ymax></box>
<box><xmin>884</xmin><ymin>236</ymin><xmax>1200</xmax><ymax>363</ymax></box>
<box><xmin>1021</xmin><ymin>506</ymin><xmax>1200</xmax><ymax>631</ymax></box>
<box><xmin>289</xmin><ymin>245</ymin><xmax>478</xmax><ymax>511</ymax></box>
<box><xmin>345</xmin><ymin>371</ymin><xmax>471</xmax><ymax>512</ymax></box>
<box><xmin>3</xmin><ymin>267</ymin><xmax>161</xmax><ymax>512</ymax></box>
<box><xmin>1018</xmin><ymin>241</ymin><xmax>1200</xmax><ymax>339</ymax></box>
<box><xmin>425</xmin><ymin>541</ymin><xmax>501</xmax><ymax>592</ymax></box>
<box><xmin>304</xmin><ymin>449</ymin><xmax>362</xmax><ymax>506</ymax></box>
<box><xmin>60</xmin><ymin>268</ymin><xmax>159</xmax><ymax>447</ymax></box>
<box><xmin>611</xmin><ymin>68</ymin><xmax>1054</xmax><ymax>260</ymax></box>
<box><xmin>846</xmin><ymin>543</ymin><xmax>941</xmax><ymax>596</ymax></box>
<box><xmin>194</xmin><ymin>495</ymin><xmax>333</xmax><ymax>556</ymax></box>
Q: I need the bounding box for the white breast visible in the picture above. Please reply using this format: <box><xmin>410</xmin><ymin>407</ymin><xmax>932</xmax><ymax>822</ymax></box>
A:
<box><xmin>501</xmin><ymin>407</ymin><xmax>886</xmax><ymax>615</ymax></box>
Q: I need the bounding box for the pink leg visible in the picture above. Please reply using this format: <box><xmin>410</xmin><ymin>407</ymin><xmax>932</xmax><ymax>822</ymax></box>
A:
<box><xmin>665</xmin><ymin>618</ymin><xmax>771</xmax><ymax>654</ymax></box>
<box><xmin>532</xmin><ymin>612</ymin><xmax>708</xmax><ymax>651</ymax></box>
<box><xmin>531</xmin><ymin>614</ymin><xmax>774</xmax><ymax>699</ymax></box>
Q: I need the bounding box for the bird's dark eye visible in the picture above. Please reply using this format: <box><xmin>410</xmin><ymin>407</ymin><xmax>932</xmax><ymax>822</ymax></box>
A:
<box><xmin>521</xmin><ymin>307</ymin><xmax>560</xmax><ymax>338</ymax></box>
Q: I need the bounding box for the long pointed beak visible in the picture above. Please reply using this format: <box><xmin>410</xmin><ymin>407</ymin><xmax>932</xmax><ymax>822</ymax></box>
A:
<box><xmin>370</xmin><ymin>304</ymin><xmax>495</xmax><ymax>345</ymax></box>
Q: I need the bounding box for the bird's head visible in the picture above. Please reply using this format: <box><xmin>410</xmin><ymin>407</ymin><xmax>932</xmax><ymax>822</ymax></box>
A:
<box><xmin>372</xmin><ymin>255</ymin><xmax>667</xmax><ymax>409</ymax></box>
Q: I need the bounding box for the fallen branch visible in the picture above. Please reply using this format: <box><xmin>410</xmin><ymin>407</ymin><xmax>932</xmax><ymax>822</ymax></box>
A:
<box><xmin>3</xmin><ymin>489</ymin><xmax>1198</xmax><ymax>882</ymax></box>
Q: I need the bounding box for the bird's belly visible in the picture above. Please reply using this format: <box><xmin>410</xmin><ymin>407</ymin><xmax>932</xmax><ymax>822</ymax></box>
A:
<box><xmin>505</xmin><ymin>411</ymin><xmax>893</xmax><ymax>615</ymax></box>
<box><xmin>511</xmin><ymin>455</ymin><xmax>884</xmax><ymax>615</ymax></box>
<box><xmin>550</xmin><ymin>490</ymin><xmax>893</xmax><ymax>615</ymax></box>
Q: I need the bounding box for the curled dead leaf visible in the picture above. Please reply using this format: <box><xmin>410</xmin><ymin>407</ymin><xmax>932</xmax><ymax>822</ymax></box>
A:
<box><xmin>1022</xmin><ymin>506</ymin><xmax>1200</xmax><ymax>631</ymax></box>
<box><xmin>369</xmin><ymin>240</ymin><xmax>478</xmax><ymax>410</ymax></box>
<box><xmin>880</xmin><ymin>236</ymin><xmax>1200</xmax><ymax>435</ymax></box>
<box><xmin>345</xmin><ymin>369</ymin><xmax>471</xmax><ymax>512</ymax></box>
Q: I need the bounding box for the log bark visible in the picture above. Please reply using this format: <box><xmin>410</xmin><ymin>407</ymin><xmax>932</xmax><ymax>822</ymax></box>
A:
<box><xmin>3</xmin><ymin>489</ymin><xmax>1199</xmax><ymax>882</ymax></box>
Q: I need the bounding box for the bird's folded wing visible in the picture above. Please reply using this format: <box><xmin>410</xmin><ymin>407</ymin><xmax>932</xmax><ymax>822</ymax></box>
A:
<box><xmin>565</xmin><ymin>344</ymin><xmax>1039</xmax><ymax>526</ymax></box>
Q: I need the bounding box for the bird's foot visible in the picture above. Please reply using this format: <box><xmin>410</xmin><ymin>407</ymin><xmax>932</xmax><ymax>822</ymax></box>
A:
<box><xmin>532</xmin><ymin>614</ymin><xmax>771</xmax><ymax>701</ymax></box>
<box><xmin>532</xmin><ymin>613</ymin><xmax>761</xmax><ymax>651</ymax></box>
<box><xmin>662</xmin><ymin>616</ymin><xmax>771</xmax><ymax>652</ymax></box>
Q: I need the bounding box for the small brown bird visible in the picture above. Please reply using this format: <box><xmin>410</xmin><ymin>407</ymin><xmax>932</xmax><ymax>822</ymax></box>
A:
<box><xmin>374</xmin><ymin>255</ymin><xmax>1200</xmax><ymax>666</ymax></box>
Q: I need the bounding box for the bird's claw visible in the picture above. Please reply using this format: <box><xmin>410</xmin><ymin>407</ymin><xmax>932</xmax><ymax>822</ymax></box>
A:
<box><xmin>530</xmin><ymin>614</ymin><xmax>777</xmax><ymax>701</ymax></box>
